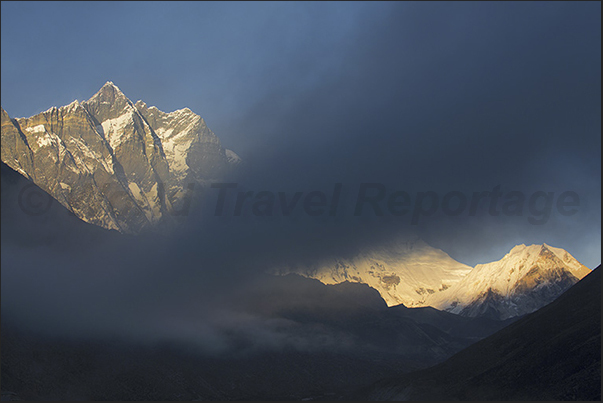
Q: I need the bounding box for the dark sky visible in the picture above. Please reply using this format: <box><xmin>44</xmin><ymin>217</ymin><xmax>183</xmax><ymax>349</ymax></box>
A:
<box><xmin>2</xmin><ymin>2</ymin><xmax>599</xmax><ymax>266</ymax></box>
<box><xmin>1</xmin><ymin>2</ymin><xmax>601</xmax><ymax>346</ymax></box>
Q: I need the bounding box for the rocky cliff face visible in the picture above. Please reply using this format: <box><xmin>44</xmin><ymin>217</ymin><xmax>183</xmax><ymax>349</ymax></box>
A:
<box><xmin>1</xmin><ymin>82</ymin><xmax>240</xmax><ymax>234</ymax></box>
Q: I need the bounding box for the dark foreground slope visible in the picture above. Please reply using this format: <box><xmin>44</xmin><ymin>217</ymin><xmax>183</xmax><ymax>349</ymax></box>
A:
<box><xmin>0</xmin><ymin>274</ymin><xmax>515</xmax><ymax>401</ymax></box>
<box><xmin>363</xmin><ymin>265</ymin><xmax>601</xmax><ymax>401</ymax></box>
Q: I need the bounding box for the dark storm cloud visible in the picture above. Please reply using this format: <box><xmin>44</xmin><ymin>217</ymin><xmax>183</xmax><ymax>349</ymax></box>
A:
<box><xmin>213</xmin><ymin>1</ymin><xmax>600</xmax><ymax>265</ymax></box>
<box><xmin>230</xmin><ymin>2</ymin><xmax>600</xmax><ymax>187</ymax></box>
<box><xmin>1</xmin><ymin>2</ymin><xmax>600</xmax><ymax>351</ymax></box>
<box><xmin>0</xmin><ymin>167</ymin><xmax>376</xmax><ymax>353</ymax></box>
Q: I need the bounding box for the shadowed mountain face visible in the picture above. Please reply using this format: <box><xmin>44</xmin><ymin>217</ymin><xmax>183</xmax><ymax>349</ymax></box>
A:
<box><xmin>1</xmin><ymin>82</ymin><xmax>240</xmax><ymax>234</ymax></box>
<box><xmin>363</xmin><ymin>266</ymin><xmax>601</xmax><ymax>401</ymax></box>
<box><xmin>227</xmin><ymin>274</ymin><xmax>517</xmax><ymax>358</ymax></box>
<box><xmin>1</xmin><ymin>161</ymin><xmax>117</xmax><ymax>250</ymax></box>
<box><xmin>0</xmin><ymin>273</ymin><xmax>514</xmax><ymax>401</ymax></box>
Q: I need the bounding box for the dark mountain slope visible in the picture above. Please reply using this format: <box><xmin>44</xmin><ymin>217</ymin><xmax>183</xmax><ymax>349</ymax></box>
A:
<box><xmin>1</xmin><ymin>274</ymin><xmax>514</xmax><ymax>401</ymax></box>
<box><xmin>363</xmin><ymin>265</ymin><xmax>601</xmax><ymax>401</ymax></box>
<box><xmin>1</xmin><ymin>161</ymin><xmax>119</xmax><ymax>250</ymax></box>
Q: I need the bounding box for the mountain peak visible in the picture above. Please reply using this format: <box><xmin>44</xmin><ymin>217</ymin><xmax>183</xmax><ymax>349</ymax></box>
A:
<box><xmin>60</xmin><ymin>99</ymin><xmax>80</xmax><ymax>112</ymax></box>
<box><xmin>507</xmin><ymin>243</ymin><xmax>555</xmax><ymax>260</ymax></box>
<box><xmin>103</xmin><ymin>80</ymin><xmax>118</xmax><ymax>89</ymax></box>
<box><xmin>167</xmin><ymin>107</ymin><xmax>194</xmax><ymax>116</ymax></box>
<box><xmin>88</xmin><ymin>81</ymin><xmax>129</xmax><ymax>105</ymax></box>
<box><xmin>509</xmin><ymin>244</ymin><xmax>527</xmax><ymax>254</ymax></box>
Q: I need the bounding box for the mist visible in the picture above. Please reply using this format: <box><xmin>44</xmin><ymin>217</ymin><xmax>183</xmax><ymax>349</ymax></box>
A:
<box><xmin>1</xmin><ymin>2</ymin><xmax>601</xmax><ymax>355</ymax></box>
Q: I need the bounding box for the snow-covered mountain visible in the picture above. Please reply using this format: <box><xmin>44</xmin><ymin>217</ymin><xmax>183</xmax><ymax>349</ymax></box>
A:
<box><xmin>274</xmin><ymin>236</ymin><xmax>473</xmax><ymax>307</ymax></box>
<box><xmin>425</xmin><ymin>244</ymin><xmax>591</xmax><ymax>319</ymax></box>
<box><xmin>1</xmin><ymin>82</ymin><xmax>240</xmax><ymax>233</ymax></box>
<box><xmin>277</xmin><ymin>239</ymin><xmax>591</xmax><ymax>318</ymax></box>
